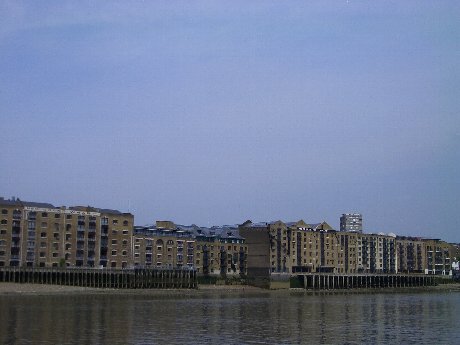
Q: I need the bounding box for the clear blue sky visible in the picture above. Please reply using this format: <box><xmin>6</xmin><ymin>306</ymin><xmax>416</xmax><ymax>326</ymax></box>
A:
<box><xmin>1</xmin><ymin>1</ymin><xmax>459</xmax><ymax>242</ymax></box>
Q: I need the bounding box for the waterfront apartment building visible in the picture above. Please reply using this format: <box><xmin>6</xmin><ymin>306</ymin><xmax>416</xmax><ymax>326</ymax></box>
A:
<box><xmin>340</xmin><ymin>213</ymin><xmax>363</xmax><ymax>233</ymax></box>
<box><xmin>0</xmin><ymin>197</ymin><xmax>133</xmax><ymax>268</ymax></box>
<box><xmin>423</xmin><ymin>239</ymin><xmax>453</xmax><ymax>275</ymax></box>
<box><xmin>396</xmin><ymin>236</ymin><xmax>426</xmax><ymax>273</ymax></box>
<box><xmin>240</xmin><ymin>219</ymin><xmax>453</xmax><ymax>279</ymax></box>
<box><xmin>0</xmin><ymin>197</ymin><xmax>454</xmax><ymax>278</ymax></box>
<box><xmin>133</xmin><ymin>221</ymin><xmax>248</xmax><ymax>277</ymax></box>
<box><xmin>266</xmin><ymin>223</ymin><xmax>396</xmax><ymax>275</ymax></box>
<box><xmin>358</xmin><ymin>233</ymin><xmax>397</xmax><ymax>273</ymax></box>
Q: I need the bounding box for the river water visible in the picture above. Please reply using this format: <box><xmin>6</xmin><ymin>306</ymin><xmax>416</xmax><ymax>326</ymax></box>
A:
<box><xmin>0</xmin><ymin>289</ymin><xmax>459</xmax><ymax>344</ymax></box>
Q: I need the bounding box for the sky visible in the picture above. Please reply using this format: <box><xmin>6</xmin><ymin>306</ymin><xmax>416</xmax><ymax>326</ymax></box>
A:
<box><xmin>0</xmin><ymin>1</ymin><xmax>459</xmax><ymax>242</ymax></box>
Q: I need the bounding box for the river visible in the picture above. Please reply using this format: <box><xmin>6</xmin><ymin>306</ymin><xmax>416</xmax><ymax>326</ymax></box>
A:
<box><xmin>0</xmin><ymin>289</ymin><xmax>459</xmax><ymax>344</ymax></box>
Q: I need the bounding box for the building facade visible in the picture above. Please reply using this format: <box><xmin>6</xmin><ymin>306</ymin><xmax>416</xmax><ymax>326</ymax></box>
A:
<box><xmin>133</xmin><ymin>221</ymin><xmax>248</xmax><ymax>277</ymax></box>
<box><xmin>0</xmin><ymin>197</ymin><xmax>454</xmax><ymax>278</ymax></box>
<box><xmin>240</xmin><ymin>219</ymin><xmax>452</xmax><ymax>279</ymax></box>
<box><xmin>423</xmin><ymin>239</ymin><xmax>453</xmax><ymax>275</ymax></box>
<box><xmin>0</xmin><ymin>198</ymin><xmax>133</xmax><ymax>268</ymax></box>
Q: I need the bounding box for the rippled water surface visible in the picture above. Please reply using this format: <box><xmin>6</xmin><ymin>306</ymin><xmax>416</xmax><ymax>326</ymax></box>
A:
<box><xmin>1</xmin><ymin>289</ymin><xmax>459</xmax><ymax>344</ymax></box>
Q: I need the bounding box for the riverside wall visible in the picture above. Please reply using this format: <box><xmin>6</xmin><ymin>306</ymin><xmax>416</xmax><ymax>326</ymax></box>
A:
<box><xmin>0</xmin><ymin>266</ymin><xmax>197</xmax><ymax>289</ymax></box>
<box><xmin>296</xmin><ymin>273</ymin><xmax>439</xmax><ymax>290</ymax></box>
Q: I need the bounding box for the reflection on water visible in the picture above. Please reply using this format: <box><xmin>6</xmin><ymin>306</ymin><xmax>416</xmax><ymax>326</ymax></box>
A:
<box><xmin>0</xmin><ymin>290</ymin><xmax>459</xmax><ymax>344</ymax></box>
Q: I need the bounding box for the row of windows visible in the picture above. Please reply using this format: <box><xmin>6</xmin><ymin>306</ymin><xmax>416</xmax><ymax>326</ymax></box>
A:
<box><xmin>1</xmin><ymin>210</ymin><xmax>130</xmax><ymax>224</ymax></box>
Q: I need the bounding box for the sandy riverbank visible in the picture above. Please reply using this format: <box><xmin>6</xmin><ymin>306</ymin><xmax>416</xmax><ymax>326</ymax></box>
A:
<box><xmin>0</xmin><ymin>282</ymin><xmax>266</xmax><ymax>296</ymax></box>
<box><xmin>0</xmin><ymin>282</ymin><xmax>459</xmax><ymax>296</ymax></box>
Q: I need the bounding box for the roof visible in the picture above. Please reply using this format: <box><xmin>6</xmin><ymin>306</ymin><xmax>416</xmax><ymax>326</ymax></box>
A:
<box><xmin>248</xmin><ymin>222</ymin><xmax>268</xmax><ymax>228</ymax></box>
<box><xmin>134</xmin><ymin>223</ymin><xmax>246</xmax><ymax>241</ymax></box>
<box><xmin>98</xmin><ymin>208</ymin><xmax>123</xmax><ymax>215</ymax></box>
<box><xmin>0</xmin><ymin>198</ymin><xmax>56</xmax><ymax>209</ymax></box>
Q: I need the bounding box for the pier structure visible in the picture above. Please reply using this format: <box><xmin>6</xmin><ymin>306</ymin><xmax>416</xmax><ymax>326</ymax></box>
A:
<box><xmin>0</xmin><ymin>267</ymin><xmax>197</xmax><ymax>289</ymax></box>
<box><xmin>300</xmin><ymin>273</ymin><xmax>436</xmax><ymax>290</ymax></box>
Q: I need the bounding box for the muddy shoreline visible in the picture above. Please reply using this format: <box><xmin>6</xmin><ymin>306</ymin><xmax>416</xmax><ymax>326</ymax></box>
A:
<box><xmin>0</xmin><ymin>282</ymin><xmax>459</xmax><ymax>296</ymax></box>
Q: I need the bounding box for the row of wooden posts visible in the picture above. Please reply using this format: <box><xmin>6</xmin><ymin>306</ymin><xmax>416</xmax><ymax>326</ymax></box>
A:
<box><xmin>301</xmin><ymin>273</ymin><xmax>437</xmax><ymax>290</ymax></box>
<box><xmin>0</xmin><ymin>267</ymin><xmax>443</xmax><ymax>290</ymax></box>
<box><xmin>0</xmin><ymin>266</ymin><xmax>197</xmax><ymax>289</ymax></box>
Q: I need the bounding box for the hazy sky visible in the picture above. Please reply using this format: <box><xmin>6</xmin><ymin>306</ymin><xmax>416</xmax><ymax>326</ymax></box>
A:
<box><xmin>1</xmin><ymin>1</ymin><xmax>459</xmax><ymax>242</ymax></box>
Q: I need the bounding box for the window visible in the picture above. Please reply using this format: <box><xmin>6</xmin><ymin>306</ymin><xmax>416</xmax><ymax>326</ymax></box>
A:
<box><xmin>123</xmin><ymin>220</ymin><xmax>129</xmax><ymax>226</ymax></box>
<box><xmin>112</xmin><ymin>230</ymin><xmax>118</xmax><ymax>235</ymax></box>
<box><xmin>111</xmin><ymin>250</ymin><xmax>117</xmax><ymax>256</ymax></box>
<box><xmin>122</xmin><ymin>250</ymin><xmax>127</xmax><ymax>256</ymax></box>
<box><xmin>54</xmin><ymin>213</ymin><xmax>60</xmax><ymax>218</ymax></box>
<box><xmin>40</xmin><ymin>242</ymin><xmax>46</xmax><ymax>248</ymax></box>
<box><xmin>111</xmin><ymin>239</ymin><xmax>117</xmax><ymax>245</ymax></box>
<box><xmin>112</xmin><ymin>219</ymin><xmax>118</xmax><ymax>225</ymax></box>
<box><xmin>41</xmin><ymin>212</ymin><xmax>48</xmax><ymax>218</ymax></box>
<box><xmin>0</xmin><ymin>219</ymin><xmax>6</xmax><ymax>225</ymax></box>
<box><xmin>66</xmin><ymin>214</ymin><xmax>72</xmax><ymax>220</ymax></box>
<box><xmin>122</xmin><ymin>240</ymin><xmax>128</xmax><ymax>245</ymax></box>
<box><xmin>0</xmin><ymin>230</ymin><xmax>6</xmax><ymax>235</ymax></box>
<box><xmin>52</xmin><ymin>252</ymin><xmax>58</xmax><ymax>258</ymax></box>
<box><xmin>122</xmin><ymin>230</ymin><xmax>129</xmax><ymax>235</ymax></box>
<box><xmin>39</xmin><ymin>252</ymin><xmax>45</xmax><ymax>258</ymax></box>
<box><xmin>40</xmin><ymin>232</ymin><xmax>47</xmax><ymax>238</ymax></box>
<box><xmin>1</xmin><ymin>209</ymin><xmax>7</xmax><ymax>215</ymax></box>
